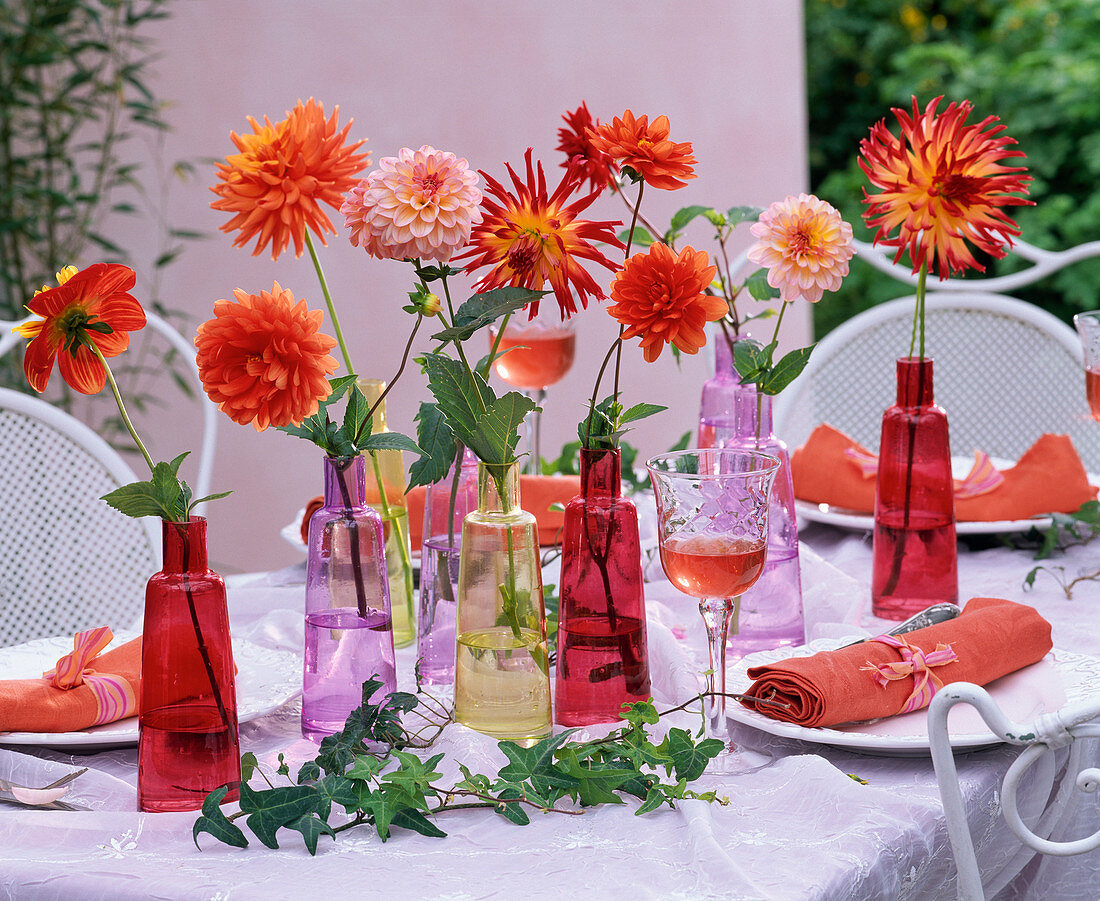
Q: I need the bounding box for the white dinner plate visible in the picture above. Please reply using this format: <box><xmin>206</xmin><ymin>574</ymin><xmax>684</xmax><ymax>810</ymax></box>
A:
<box><xmin>0</xmin><ymin>633</ymin><xmax>301</xmax><ymax>751</ymax></box>
<box><xmin>727</xmin><ymin>638</ymin><xmax>1099</xmax><ymax>757</ymax></box>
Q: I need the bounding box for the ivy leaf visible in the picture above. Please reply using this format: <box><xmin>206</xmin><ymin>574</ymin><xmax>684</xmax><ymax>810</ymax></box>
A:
<box><xmin>431</xmin><ymin>287</ymin><xmax>546</xmax><ymax>343</ymax></box>
<box><xmin>315</xmin><ymin>773</ymin><xmax>360</xmax><ymax>817</ymax></box>
<box><xmin>497</xmin><ymin>731</ymin><xmax>578</xmax><ymax>785</ymax></box>
<box><xmin>666</xmin><ymin>728</ymin><xmax>723</xmax><ymax>782</ymax></box>
<box><xmin>555</xmin><ymin>750</ymin><xmax>635</xmax><ymax>806</ymax></box>
<box><xmin>288</xmin><ymin>814</ymin><xmax>335</xmax><ymax>856</ymax></box>
<box><xmin>240</xmin><ymin>752</ymin><xmax>259</xmax><ymax>783</ymax></box>
<box><xmin>346</xmin><ymin>755</ymin><xmax>387</xmax><ymax>782</ymax></box>
<box><xmin>635</xmin><ymin>784</ymin><xmax>673</xmax><ymax>816</ymax></box>
<box><xmin>758</xmin><ymin>345</ymin><xmax>815</xmax><ymax>395</ymax></box>
<box><xmin>391</xmin><ymin>807</ymin><xmax>448</xmax><ymax>838</ymax></box>
<box><xmin>622</xmin><ymin>699</ymin><xmax>660</xmax><ymax>727</ymax></box>
<box><xmin>492</xmin><ymin>787</ymin><xmax>530</xmax><ymax>825</ymax></box>
<box><xmin>238</xmin><ymin>781</ymin><xmax>321</xmax><ymax>850</ymax></box>
<box><xmin>407</xmin><ymin>402</ymin><xmax>457</xmax><ymax>489</ymax></box>
<box><xmin>743</xmin><ymin>268</ymin><xmax>781</xmax><ymax>302</ymax></box>
<box><xmin>193</xmin><ymin>785</ymin><xmax>248</xmax><ymax>849</ymax></box>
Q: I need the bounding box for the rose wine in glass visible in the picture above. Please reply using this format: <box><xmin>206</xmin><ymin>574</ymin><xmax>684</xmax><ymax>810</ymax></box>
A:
<box><xmin>647</xmin><ymin>449</ymin><xmax>780</xmax><ymax>775</ymax></box>
<box><xmin>489</xmin><ymin>311</ymin><xmax>576</xmax><ymax>472</ymax></box>
<box><xmin>1075</xmin><ymin>312</ymin><xmax>1100</xmax><ymax>423</ymax></box>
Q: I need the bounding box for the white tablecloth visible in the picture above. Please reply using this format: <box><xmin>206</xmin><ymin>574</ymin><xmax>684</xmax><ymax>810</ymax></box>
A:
<box><xmin>1</xmin><ymin>523</ymin><xmax>1098</xmax><ymax>900</ymax></box>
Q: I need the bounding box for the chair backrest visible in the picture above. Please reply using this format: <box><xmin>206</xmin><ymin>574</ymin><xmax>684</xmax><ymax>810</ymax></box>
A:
<box><xmin>0</xmin><ymin>387</ymin><xmax>161</xmax><ymax>646</ymax></box>
<box><xmin>773</xmin><ymin>239</ymin><xmax>1100</xmax><ymax>472</ymax></box>
<box><xmin>929</xmin><ymin>682</ymin><xmax>1100</xmax><ymax>900</ymax></box>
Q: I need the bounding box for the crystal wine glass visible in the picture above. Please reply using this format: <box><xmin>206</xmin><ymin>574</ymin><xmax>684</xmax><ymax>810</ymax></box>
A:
<box><xmin>489</xmin><ymin>309</ymin><xmax>576</xmax><ymax>472</ymax></box>
<box><xmin>1074</xmin><ymin>311</ymin><xmax>1100</xmax><ymax>422</ymax></box>
<box><xmin>646</xmin><ymin>448</ymin><xmax>780</xmax><ymax>773</ymax></box>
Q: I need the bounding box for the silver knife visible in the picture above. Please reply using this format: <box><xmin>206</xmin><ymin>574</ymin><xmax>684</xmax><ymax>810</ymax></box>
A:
<box><xmin>841</xmin><ymin>602</ymin><xmax>962</xmax><ymax>648</ymax></box>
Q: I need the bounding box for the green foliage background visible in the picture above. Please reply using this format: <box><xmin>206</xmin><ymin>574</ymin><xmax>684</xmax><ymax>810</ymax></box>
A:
<box><xmin>806</xmin><ymin>0</ymin><xmax>1100</xmax><ymax>336</ymax></box>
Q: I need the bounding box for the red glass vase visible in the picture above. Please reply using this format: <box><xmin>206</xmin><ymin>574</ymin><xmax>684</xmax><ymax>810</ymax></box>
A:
<box><xmin>872</xmin><ymin>358</ymin><xmax>958</xmax><ymax>620</ymax></box>
<box><xmin>555</xmin><ymin>447</ymin><xmax>650</xmax><ymax>725</ymax></box>
<box><xmin>138</xmin><ymin>517</ymin><xmax>240</xmax><ymax>812</ymax></box>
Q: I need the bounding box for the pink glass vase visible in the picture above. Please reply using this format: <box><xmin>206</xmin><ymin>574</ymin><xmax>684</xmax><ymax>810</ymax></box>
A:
<box><xmin>872</xmin><ymin>357</ymin><xmax>959</xmax><ymax>619</ymax></box>
<box><xmin>555</xmin><ymin>447</ymin><xmax>650</xmax><ymax>725</ymax></box>
<box><xmin>302</xmin><ymin>455</ymin><xmax>396</xmax><ymax>741</ymax></box>
<box><xmin>138</xmin><ymin>517</ymin><xmax>240</xmax><ymax>812</ymax></box>
<box><xmin>417</xmin><ymin>446</ymin><xmax>479</xmax><ymax>685</ymax></box>
<box><xmin>696</xmin><ymin>335</ymin><xmax>805</xmax><ymax>656</ymax></box>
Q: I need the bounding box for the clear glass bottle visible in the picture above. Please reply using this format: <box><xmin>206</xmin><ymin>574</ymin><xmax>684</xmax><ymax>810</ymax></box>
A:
<box><xmin>302</xmin><ymin>454</ymin><xmax>396</xmax><ymax>741</ymax></box>
<box><xmin>872</xmin><ymin>357</ymin><xmax>958</xmax><ymax>619</ymax></box>
<box><xmin>696</xmin><ymin>335</ymin><xmax>805</xmax><ymax>656</ymax></box>
<box><xmin>555</xmin><ymin>447</ymin><xmax>650</xmax><ymax>725</ymax></box>
<box><xmin>454</xmin><ymin>461</ymin><xmax>551</xmax><ymax>744</ymax></box>
<box><xmin>359</xmin><ymin>378</ymin><xmax>416</xmax><ymax>648</ymax></box>
<box><xmin>138</xmin><ymin>517</ymin><xmax>240</xmax><ymax>812</ymax></box>
<box><xmin>417</xmin><ymin>446</ymin><xmax>479</xmax><ymax>685</ymax></box>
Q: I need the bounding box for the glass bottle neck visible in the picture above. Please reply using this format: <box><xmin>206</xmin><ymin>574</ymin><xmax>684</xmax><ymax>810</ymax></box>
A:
<box><xmin>477</xmin><ymin>461</ymin><xmax>520</xmax><ymax>515</ymax></box>
<box><xmin>580</xmin><ymin>447</ymin><xmax>621</xmax><ymax>498</ymax></box>
<box><xmin>357</xmin><ymin>378</ymin><xmax>387</xmax><ymax>432</ymax></box>
<box><xmin>713</xmin><ymin>331</ymin><xmax>738</xmax><ymax>381</ymax></box>
<box><xmin>324</xmin><ymin>455</ymin><xmax>367</xmax><ymax>509</ymax></box>
<box><xmin>896</xmin><ymin>357</ymin><xmax>934</xmax><ymax>407</ymax></box>
<box><xmin>161</xmin><ymin>517</ymin><xmax>208</xmax><ymax>572</ymax></box>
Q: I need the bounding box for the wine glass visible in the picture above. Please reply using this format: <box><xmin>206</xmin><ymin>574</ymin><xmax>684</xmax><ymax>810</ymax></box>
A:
<box><xmin>1074</xmin><ymin>311</ymin><xmax>1100</xmax><ymax>422</ymax></box>
<box><xmin>489</xmin><ymin>309</ymin><xmax>576</xmax><ymax>472</ymax></box>
<box><xmin>646</xmin><ymin>448</ymin><xmax>780</xmax><ymax>773</ymax></box>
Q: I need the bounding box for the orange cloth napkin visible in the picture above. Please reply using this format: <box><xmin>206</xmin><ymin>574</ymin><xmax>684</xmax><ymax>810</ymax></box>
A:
<box><xmin>0</xmin><ymin>630</ymin><xmax>141</xmax><ymax>733</ymax></box>
<box><xmin>739</xmin><ymin>596</ymin><xmax>1052</xmax><ymax>728</ymax></box>
<box><xmin>791</xmin><ymin>424</ymin><xmax>1097</xmax><ymax>521</ymax></box>
<box><xmin>300</xmin><ymin>474</ymin><xmax>582</xmax><ymax>548</ymax></box>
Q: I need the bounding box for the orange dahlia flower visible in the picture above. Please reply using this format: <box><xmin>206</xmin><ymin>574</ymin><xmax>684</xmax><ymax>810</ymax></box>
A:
<box><xmin>210</xmin><ymin>98</ymin><xmax>370</xmax><ymax>260</ymax></box>
<box><xmin>556</xmin><ymin>101</ymin><xmax>618</xmax><ymax>193</ymax></box>
<box><xmin>860</xmin><ymin>96</ymin><xmax>1032</xmax><ymax>279</ymax></box>
<box><xmin>456</xmin><ymin>148</ymin><xmax>622</xmax><ymax>319</ymax></box>
<box><xmin>747</xmin><ymin>194</ymin><xmax>854</xmax><ymax>303</ymax></box>
<box><xmin>587</xmin><ymin>110</ymin><xmax>697</xmax><ymax>191</ymax></box>
<box><xmin>16</xmin><ymin>263</ymin><xmax>146</xmax><ymax>394</ymax></box>
<box><xmin>194</xmin><ymin>282</ymin><xmax>339</xmax><ymax>431</ymax></box>
<box><xmin>607</xmin><ymin>243</ymin><xmax>723</xmax><ymax>362</ymax></box>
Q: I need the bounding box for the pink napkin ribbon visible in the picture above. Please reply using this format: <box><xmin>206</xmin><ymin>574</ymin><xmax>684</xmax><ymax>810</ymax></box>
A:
<box><xmin>860</xmin><ymin>634</ymin><xmax>959</xmax><ymax>714</ymax></box>
<box><xmin>843</xmin><ymin>448</ymin><xmax>1005</xmax><ymax>499</ymax></box>
<box><xmin>42</xmin><ymin>627</ymin><xmax>137</xmax><ymax>726</ymax></box>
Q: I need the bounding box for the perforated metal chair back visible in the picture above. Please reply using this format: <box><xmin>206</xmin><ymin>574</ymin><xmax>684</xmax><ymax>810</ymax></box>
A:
<box><xmin>0</xmin><ymin>387</ymin><xmax>160</xmax><ymax>646</ymax></box>
<box><xmin>773</xmin><ymin>239</ymin><xmax>1100</xmax><ymax>472</ymax></box>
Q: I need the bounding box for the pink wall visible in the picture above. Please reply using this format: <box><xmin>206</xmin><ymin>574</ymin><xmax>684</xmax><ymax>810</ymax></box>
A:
<box><xmin>115</xmin><ymin>0</ymin><xmax>809</xmax><ymax>572</ymax></box>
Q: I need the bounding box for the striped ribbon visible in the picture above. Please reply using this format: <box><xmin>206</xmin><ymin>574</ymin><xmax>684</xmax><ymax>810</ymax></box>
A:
<box><xmin>843</xmin><ymin>447</ymin><xmax>1004</xmax><ymax>498</ymax></box>
<box><xmin>42</xmin><ymin>627</ymin><xmax>137</xmax><ymax>727</ymax></box>
<box><xmin>860</xmin><ymin>634</ymin><xmax>959</xmax><ymax>714</ymax></box>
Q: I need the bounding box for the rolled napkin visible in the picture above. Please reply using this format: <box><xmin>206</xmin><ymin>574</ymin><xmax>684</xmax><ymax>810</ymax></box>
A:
<box><xmin>791</xmin><ymin>424</ymin><xmax>1097</xmax><ymax>521</ymax></box>
<box><xmin>0</xmin><ymin>628</ymin><xmax>141</xmax><ymax>733</ymax></box>
<box><xmin>300</xmin><ymin>474</ymin><xmax>582</xmax><ymax>549</ymax></box>
<box><xmin>739</xmin><ymin>596</ymin><xmax>1052</xmax><ymax>728</ymax></box>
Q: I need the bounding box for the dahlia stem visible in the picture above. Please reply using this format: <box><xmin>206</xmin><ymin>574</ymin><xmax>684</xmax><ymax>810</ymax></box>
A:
<box><xmin>611</xmin><ymin>181</ymin><xmax>646</xmax><ymax>410</ymax></box>
<box><xmin>440</xmin><ymin>275</ymin><xmax>480</xmax><ymax>392</ymax></box>
<box><xmin>305</xmin><ymin>231</ymin><xmax>355</xmax><ymax>376</ymax></box>
<box><xmin>482</xmin><ymin>311</ymin><xmax>512</xmax><ymax>380</ymax></box>
<box><xmin>357</xmin><ymin>311</ymin><xmax>423</xmax><ymax>444</ymax></box>
<box><xmin>584</xmin><ymin>334</ymin><xmax>623</xmax><ymax>448</ymax></box>
<box><xmin>86</xmin><ymin>340</ymin><xmax>154</xmax><ymax>473</ymax></box>
<box><xmin>909</xmin><ymin>263</ymin><xmax>928</xmax><ymax>361</ymax></box>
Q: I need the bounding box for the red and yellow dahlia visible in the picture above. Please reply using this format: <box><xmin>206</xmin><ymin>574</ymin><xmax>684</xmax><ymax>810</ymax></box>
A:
<box><xmin>587</xmin><ymin>110</ymin><xmax>697</xmax><ymax>191</ymax></box>
<box><xmin>556</xmin><ymin>101</ymin><xmax>617</xmax><ymax>193</ymax></box>
<box><xmin>16</xmin><ymin>263</ymin><xmax>146</xmax><ymax>394</ymax></box>
<box><xmin>210</xmin><ymin>98</ymin><xmax>370</xmax><ymax>260</ymax></box>
<box><xmin>607</xmin><ymin>243</ymin><xmax>724</xmax><ymax>362</ymax></box>
<box><xmin>194</xmin><ymin>283</ymin><xmax>339</xmax><ymax>431</ymax></box>
<box><xmin>456</xmin><ymin>148</ymin><xmax>622</xmax><ymax>318</ymax></box>
<box><xmin>860</xmin><ymin>96</ymin><xmax>1032</xmax><ymax>279</ymax></box>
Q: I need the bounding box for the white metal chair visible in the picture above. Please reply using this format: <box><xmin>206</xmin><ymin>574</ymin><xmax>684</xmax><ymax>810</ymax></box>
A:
<box><xmin>0</xmin><ymin>311</ymin><xmax>218</xmax><ymax>646</ymax></box>
<box><xmin>929</xmin><ymin>682</ymin><xmax>1100</xmax><ymax>900</ymax></box>
<box><xmin>773</xmin><ymin>239</ymin><xmax>1100</xmax><ymax>473</ymax></box>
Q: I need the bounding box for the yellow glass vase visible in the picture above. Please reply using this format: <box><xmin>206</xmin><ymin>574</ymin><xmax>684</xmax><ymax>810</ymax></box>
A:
<box><xmin>454</xmin><ymin>461</ymin><xmax>551</xmax><ymax>745</ymax></box>
<box><xmin>359</xmin><ymin>378</ymin><xmax>416</xmax><ymax>648</ymax></box>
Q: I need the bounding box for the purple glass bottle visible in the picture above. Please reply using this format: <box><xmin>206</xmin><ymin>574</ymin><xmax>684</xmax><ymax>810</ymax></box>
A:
<box><xmin>872</xmin><ymin>358</ymin><xmax>958</xmax><ymax>619</ymax></box>
<box><xmin>302</xmin><ymin>455</ymin><xmax>396</xmax><ymax>741</ymax></box>
<box><xmin>696</xmin><ymin>335</ymin><xmax>805</xmax><ymax>656</ymax></box>
<box><xmin>417</xmin><ymin>446</ymin><xmax>479</xmax><ymax>685</ymax></box>
<box><xmin>555</xmin><ymin>447</ymin><xmax>650</xmax><ymax>725</ymax></box>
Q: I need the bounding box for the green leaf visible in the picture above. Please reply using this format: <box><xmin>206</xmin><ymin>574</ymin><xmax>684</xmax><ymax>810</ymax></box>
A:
<box><xmin>635</xmin><ymin>785</ymin><xmax>672</xmax><ymax>816</ymax></box>
<box><xmin>726</xmin><ymin>205</ymin><xmax>763</xmax><ymax>227</ymax></box>
<box><xmin>360</xmin><ymin>431</ymin><xmax>424</xmax><ymax>457</ymax></box>
<box><xmin>618</xmin><ymin>226</ymin><xmax>655</xmax><ymax>248</ymax></box>
<box><xmin>668</xmin><ymin>205</ymin><xmax>714</xmax><ymax>233</ymax></box>
<box><xmin>492</xmin><ymin>787</ymin><xmax>530</xmax><ymax>825</ymax></box>
<box><xmin>555</xmin><ymin>750</ymin><xmax>635</xmax><ymax>806</ymax></box>
<box><xmin>497</xmin><ymin>731</ymin><xmax>578</xmax><ymax>786</ymax></box>
<box><xmin>732</xmin><ymin>339</ymin><xmax>768</xmax><ymax>384</ymax></box>
<box><xmin>431</xmin><ymin>287</ymin><xmax>546</xmax><ymax>343</ymax></box>
<box><xmin>192</xmin><ymin>786</ymin><xmax>249</xmax><ymax>849</ymax></box>
<box><xmin>240</xmin><ymin>752</ymin><xmax>259</xmax><ymax>783</ymax></box>
<box><xmin>743</xmin><ymin>268</ymin><xmax>781</xmax><ymax>302</ymax></box>
<box><xmin>391</xmin><ymin>807</ymin><xmax>448</xmax><ymax>838</ymax></box>
<box><xmin>100</xmin><ymin>452</ymin><xmax>191</xmax><ymax>521</ymax></box>
<box><xmin>468</xmin><ymin>391</ymin><xmax>538</xmax><ymax>467</ymax></box>
<box><xmin>315</xmin><ymin>773</ymin><xmax>361</xmax><ymax>817</ymax></box>
<box><xmin>238</xmin><ymin>782</ymin><xmax>321</xmax><ymax>850</ymax></box>
<box><xmin>288</xmin><ymin>814</ymin><xmax>335</xmax><ymax>856</ymax></box>
<box><xmin>668</xmin><ymin>431</ymin><xmax>692</xmax><ymax>453</ymax></box>
<box><xmin>758</xmin><ymin>345</ymin><xmax>815</xmax><ymax>395</ymax></box>
<box><xmin>343</xmin><ymin>383</ymin><xmax>371</xmax><ymax>444</ymax></box>
<box><xmin>422</xmin><ymin>353</ymin><xmax>495</xmax><ymax>441</ymax></box>
<box><xmin>666</xmin><ymin>729</ymin><xmax>723</xmax><ymax>782</ymax></box>
<box><xmin>622</xmin><ymin>699</ymin><xmax>660</xmax><ymax>727</ymax></box>
<box><xmin>408</xmin><ymin>402</ymin><xmax>457</xmax><ymax>489</ymax></box>
<box><xmin>618</xmin><ymin>402</ymin><xmax>667</xmax><ymax>425</ymax></box>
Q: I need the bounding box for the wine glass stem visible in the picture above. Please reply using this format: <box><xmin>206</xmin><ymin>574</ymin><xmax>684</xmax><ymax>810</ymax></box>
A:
<box><xmin>526</xmin><ymin>389</ymin><xmax>547</xmax><ymax>474</ymax></box>
<box><xmin>698</xmin><ymin>596</ymin><xmax>735</xmax><ymax>745</ymax></box>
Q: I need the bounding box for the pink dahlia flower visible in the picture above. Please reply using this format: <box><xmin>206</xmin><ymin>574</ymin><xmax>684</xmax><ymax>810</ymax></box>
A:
<box><xmin>341</xmin><ymin>145</ymin><xmax>482</xmax><ymax>262</ymax></box>
<box><xmin>747</xmin><ymin>194</ymin><xmax>854</xmax><ymax>303</ymax></box>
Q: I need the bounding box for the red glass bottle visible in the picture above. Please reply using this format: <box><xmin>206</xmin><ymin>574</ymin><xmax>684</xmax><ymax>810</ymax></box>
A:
<box><xmin>138</xmin><ymin>517</ymin><xmax>240</xmax><ymax>812</ymax></box>
<box><xmin>872</xmin><ymin>358</ymin><xmax>958</xmax><ymax>620</ymax></box>
<box><xmin>555</xmin><ymin>447</ymin><xmax>650</xmax><ymax>725</ymax></box>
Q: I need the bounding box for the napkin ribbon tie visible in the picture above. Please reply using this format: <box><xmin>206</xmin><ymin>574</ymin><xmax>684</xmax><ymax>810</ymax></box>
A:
<box><xmin>861</xmin><ymin>634</ymin><xmax>958</xmax><ymax>714</ymax></box>
<box><xmin>42</xmin><ymin>627</ymin><xmax>137</xmax><ymax>726</ymax></box>
<box><xmin>843</xmin><ymin>448</ymin><xmax>1004</xmax><ymax>499</ymax></box>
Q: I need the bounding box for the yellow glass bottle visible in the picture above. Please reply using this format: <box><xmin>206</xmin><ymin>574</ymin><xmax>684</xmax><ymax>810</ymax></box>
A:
<box><xmin>358</xmin><ymin>378</ymin><xmax>416</xmax><ymax>648</ymax></box>
<box><xmin>454</xmin><ymin>461</ymin><xmax>551</xmax><ymax>745</ymax></box>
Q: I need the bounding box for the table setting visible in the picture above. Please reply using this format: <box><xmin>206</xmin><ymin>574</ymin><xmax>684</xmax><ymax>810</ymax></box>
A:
<box><xmin>2</xmin><ymin>93</ymin><xmax>1100</xmax><ymax>901</ymax></box>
